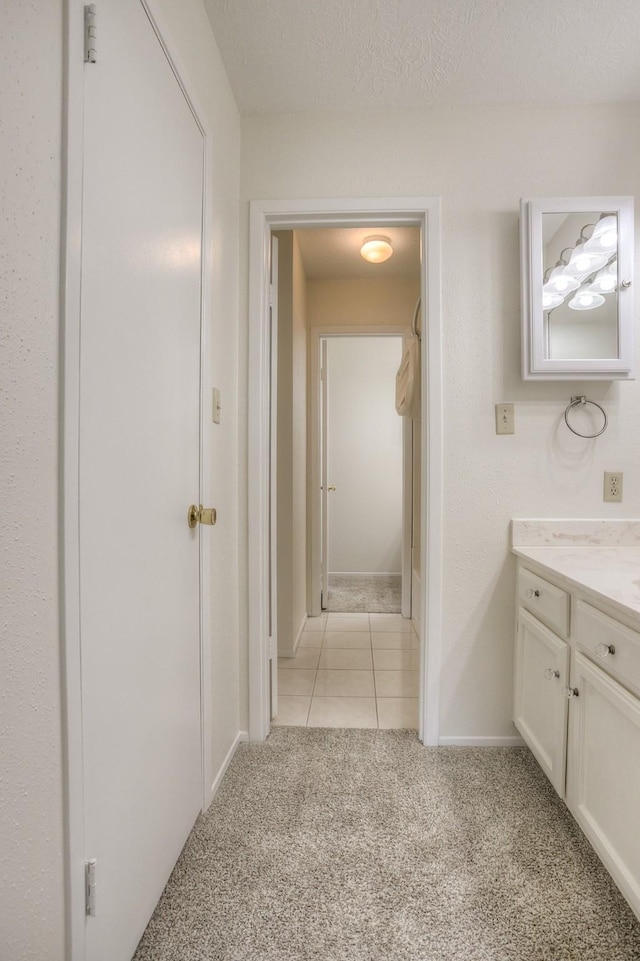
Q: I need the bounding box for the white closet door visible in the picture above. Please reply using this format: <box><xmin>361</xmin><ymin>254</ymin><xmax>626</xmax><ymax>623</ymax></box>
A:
<box><xmin>79</xmin><ymin>2</ymin><xmax>204</xmax><ymax>957</ymax></box>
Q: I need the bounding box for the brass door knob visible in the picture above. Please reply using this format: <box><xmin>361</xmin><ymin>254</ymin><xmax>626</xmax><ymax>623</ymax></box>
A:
<box><xmin>328</xmin><ymin>485</ymin><xmax>336</xmax><ymax>491</ymax></box>
<box><xmin>187</xmin><ymin>505</ymin><xmax>217</xmax><ymax>529</ymax></box>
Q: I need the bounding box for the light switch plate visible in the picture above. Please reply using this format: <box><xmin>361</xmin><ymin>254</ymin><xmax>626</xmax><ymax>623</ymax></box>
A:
<box><xmin>495</xmin><ymin>403</ymin><xmax>515</xmax><ymax>435</ymax></box>
<box><xmin>212</xmin><ymin>387</ymin><xmax>221</xmax><ymax>424</ymax></box>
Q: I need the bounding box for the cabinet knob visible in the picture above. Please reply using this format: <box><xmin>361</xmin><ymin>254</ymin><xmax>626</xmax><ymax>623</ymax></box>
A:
<box><xmin>544</xmin><ymin>668</ymin><xmax>560</xmax><ymax>680</ymax></box>
<box><xmin>526</xmin><ymin>588</ymin><xmax>541</xmax><ymax>599</ymax></box>
<box><xmin>564</xmin><ymin>686</ymin><xmax>580</xmax><ymax>699</ymax></box>
<box><xmin>594</xmin><ymin>642</ymin><xmax>615</xmax><ymax>658</ymax></box>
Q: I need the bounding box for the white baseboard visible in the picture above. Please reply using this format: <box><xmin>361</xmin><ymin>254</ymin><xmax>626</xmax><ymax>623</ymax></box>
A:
<box><xmin>279</xmin><ymin>614</ymin><xmax>308</xmax><ymax>659</ymax></box>
<box><xmin>411</xmin><ymin>568</ymin><xmax>421</xmax><ymax>635</ymax></box>
<box><xmin>329</xmin><ymin>571</ymin><xmax>402</xmax><ymax>577</ymax></box>
<box><xmin>438</xmin><ymin>735</ymin><xmax>525</xmax><ymax>747</ymax></box>
<box><xmin>292</xmin><ymin>613</ymin><xmax>307</xmax><ymax>656</ymax></box>
<box><xmin>208</xmin><ymin>730</ymin><xmax>248</xmax><ymax>807</ymax></box>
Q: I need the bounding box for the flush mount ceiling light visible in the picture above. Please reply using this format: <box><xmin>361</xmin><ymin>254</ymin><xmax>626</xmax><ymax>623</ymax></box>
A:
<box><xmin>360</xmin><ymin>236</ymin><xmax>393</xmax><ymax>263</ymax></box>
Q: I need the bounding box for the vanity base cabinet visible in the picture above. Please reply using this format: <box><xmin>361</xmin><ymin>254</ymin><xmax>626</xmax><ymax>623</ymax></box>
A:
<box><xmin>567</xmin><ymin>652</ymin><xmax>640</xmax><ymax>919</ymax></box>
<box><xmin>514</xmin><ymin>561</ymin><xmax>640</xmax><ymax>922</ymax></box>
<box><xmin>514</xmin><ymin>608</ymin><xmax>570</xmax><ymax>798</ymax></box>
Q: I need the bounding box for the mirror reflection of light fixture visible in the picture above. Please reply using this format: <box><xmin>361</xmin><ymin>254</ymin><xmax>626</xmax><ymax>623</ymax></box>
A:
<box><xmin>542</xmin><ymin>290</ymin><xmax>565</xmax><ymax>310</ymax></box>
<box><xmin>590</xmin><ymin>262</ymin><xmax>617</xmax><ymax>294</ymax></box>
<box><xmin>360</xmin><ymin>236</ymin><xmax>393</xmax><ymax>263</ymax></box>
<box><xmin>568</xmin><ymin>289</ymin><xmax>606</xmax><ymax>311</ymax></box>
<box><xmin>584</xmin><ymin>215</ymin><xmax>618</xmax><ymax>255</ymax></box>
<box><xmin>564</xmin><ymin>237</ymin><xmax>609</xmax><ymax>277</ymax></box>
<box><xmin>544</xmin><ymin>262</ymin><xmax>581</xmax><ymax>295</ymax></box>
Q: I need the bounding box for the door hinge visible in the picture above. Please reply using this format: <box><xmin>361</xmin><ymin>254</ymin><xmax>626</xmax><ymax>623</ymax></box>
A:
<box><xmin>85</xmin><ymin>858</ymin><xmax>97</xmax><ymax>917</ymax></box>
<box><xmin>84</xmin><ymin>4</ymin><xmax>97</xmax><ymax>63</ymax></box>
<box><xmin>269</xmin><ymin>283</ymin><xmax>275</xmax><ymax>308</ymax></box>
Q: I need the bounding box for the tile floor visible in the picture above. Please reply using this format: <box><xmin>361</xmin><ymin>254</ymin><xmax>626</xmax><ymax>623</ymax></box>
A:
<box><xmin>274</xmin><ymin>612</ymin><xmax>419</xmax><ymax>729</ymax></box>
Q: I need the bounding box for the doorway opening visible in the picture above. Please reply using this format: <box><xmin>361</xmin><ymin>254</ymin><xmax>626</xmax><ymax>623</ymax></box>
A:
<box><xmin>272</xmin><ymin>226</ymin><xmax>419</xmax><ymax>731</ymax></box>
<box><xmin>319</xmin><ymin>333</ymin><xmax>406</xmax><ymax>616</ymax></box>
<box><xmin>248</xmin><ymin>198</ymin><xmax>443</xmax><ymax>746</ymax></box>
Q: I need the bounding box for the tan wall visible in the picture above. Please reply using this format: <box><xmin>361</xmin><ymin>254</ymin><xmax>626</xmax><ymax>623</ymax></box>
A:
<box><xmin>291</xmin><ymin>234</ymin><xmax>308</xmax><ymax>636</ymax></box>
<box><xmin>307</xmin><ymin>276</ymin><xmax>420</xmax><ymax>329</ymax></box>
<box><xmin>274</xmin><ymin>232</ymin><xmax>308</xmax><ymax>654</ymax></box>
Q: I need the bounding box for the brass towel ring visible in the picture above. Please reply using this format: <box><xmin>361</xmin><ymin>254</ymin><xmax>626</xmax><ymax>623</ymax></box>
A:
<box><xmin>564</xmin><ymin>395</ymin><xmax>608</xmax><ymax>439</ymax></box>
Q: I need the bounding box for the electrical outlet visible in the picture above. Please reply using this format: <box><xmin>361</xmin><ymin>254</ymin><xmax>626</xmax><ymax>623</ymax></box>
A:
<box><xmin>604</xmin><ymin>471</ymin><xmax>623</xmax><ymax>503</ymax></box>
<box><xmin>495</xmin><ymin>403</ymin><xmax>515</xmax><ymax>435</ymax></box>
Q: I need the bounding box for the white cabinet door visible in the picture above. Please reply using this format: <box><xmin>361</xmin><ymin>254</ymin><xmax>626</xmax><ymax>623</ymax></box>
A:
<box><xmin>567</xmin><ymin>652</ymin><xmax>640</xmax><ymax>920</ymax></box>
<box><xmin>514</xmin><ymin>608</ymin><xmax>570</xmax><ymax>797</ymax></box>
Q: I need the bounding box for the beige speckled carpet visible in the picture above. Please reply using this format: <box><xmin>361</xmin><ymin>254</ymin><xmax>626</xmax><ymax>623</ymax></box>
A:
<box><xmin>326</xmin><ymin>574</ymin><xmax>401</xmax><ymax>613</ymax></box>
<box><xmin>133</xmin><ymin>728</ymin><xmax>640</xmax><ymax>960</ymax></box>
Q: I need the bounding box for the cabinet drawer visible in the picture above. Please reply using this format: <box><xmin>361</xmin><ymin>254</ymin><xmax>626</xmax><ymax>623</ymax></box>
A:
<box><xmin>575</xmin><ymin>600</ymin><xmax>640</xmax><ymax>698</ymax></box>
<box><xmin>517</xmin><ymin>567</ymin><xmax>569</xmax><ymax>637</ymax></box>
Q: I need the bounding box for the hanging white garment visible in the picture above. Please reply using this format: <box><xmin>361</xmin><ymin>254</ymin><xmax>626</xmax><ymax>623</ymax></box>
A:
<box><xmin>395</xmin><ymin>331</ymin><xmax>421</xmax><ymax>419</ymax></box>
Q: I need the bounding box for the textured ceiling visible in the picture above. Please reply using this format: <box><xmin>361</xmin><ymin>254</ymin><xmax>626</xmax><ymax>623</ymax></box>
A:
<box><xmin>203</xmin><ymin>0</ymin><xmax>640</xmax><ymax>113</ymax></box>
<box><xmin>295</xmin><ymin>227</ymin><xmax>420</xmax><ymax>280</ymax></box>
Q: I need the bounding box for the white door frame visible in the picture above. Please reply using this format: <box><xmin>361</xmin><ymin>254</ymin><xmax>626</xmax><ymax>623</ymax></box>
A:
<box><xmin>309</xmin><ymin>326</ymin><xmax>410</xmax><ymax>618</ymax></box>
<box><xmin>268</xmin><ymin>236</ymin><xmax>279</xmax><ymax>718</ymax></box>
<box><xmin>60</xmin><ymin>3</ymin><xmax>213</xmax><ymax>957</ymax></box>
<box><xmin>248</xmin><ymin>197</ymin><xmax>443</xmax><ymax>745</ymax></box>
<box><xmin>320</xmin><ymin>338</ymin><xmax>329</xmax><ymax>608</ymax></box>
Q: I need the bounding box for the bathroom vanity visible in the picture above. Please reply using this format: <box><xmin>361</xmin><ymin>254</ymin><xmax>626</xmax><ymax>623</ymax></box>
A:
<box><xmin>512</xmin><ymin>520</ymin><xmax>640</xmax><ymax>922</ymax></box>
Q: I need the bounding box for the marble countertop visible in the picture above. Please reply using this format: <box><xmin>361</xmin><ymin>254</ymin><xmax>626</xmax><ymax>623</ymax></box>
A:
<box><xmin>513</xmin><ymin>545</ymin><xmax>640</xmax><ymax>620</ymax></box>
<box><xmin>511</xmin><ymin>520</ymin><xmax>640</xmax><ymax>622</ymax></box>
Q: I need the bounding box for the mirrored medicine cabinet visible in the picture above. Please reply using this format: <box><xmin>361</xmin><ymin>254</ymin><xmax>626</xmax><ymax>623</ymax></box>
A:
<box><xmin>520</xmin><ymin>196</ymin><xmax>634</xmax><ymax>380</ymax></box>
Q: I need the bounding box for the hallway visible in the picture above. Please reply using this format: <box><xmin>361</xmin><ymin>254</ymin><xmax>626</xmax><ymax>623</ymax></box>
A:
<box><xmin>275</xmin><ymin>612</ymin><xmax>419</xmax><ymax>729</ymax></box>
<box><xmin>133</xmin><ymin>727</ymin><xmax>640</xmax><ymax>960</ymax></box>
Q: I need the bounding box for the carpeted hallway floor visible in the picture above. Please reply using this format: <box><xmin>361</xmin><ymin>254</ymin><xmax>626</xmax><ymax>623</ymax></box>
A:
<box><xmin>133</xmin><ymin>728</ymin><xmax>640</xmax><ymax>961</ymax></box>
<box><xmin>326</xmin><ymin>574</ymin><xmax>402</xmax><ymax>613</ymax></box>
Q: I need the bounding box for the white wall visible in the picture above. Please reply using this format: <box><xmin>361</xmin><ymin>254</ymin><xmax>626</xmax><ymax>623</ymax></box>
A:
<box><xmin>240</xmin><ymin>103</ymin><xmax>640</xmax><ymax>740</ymax></box>
<box><xmin>326</xmin><ymin>337</ymin><xmax>403</xmax><ymax>574</ymax></box>
<box><xmin>0</xmin><ymin>1</ymin><xmax>241</xmax><ymax>956</ymax></box>
<box><xmin>0</xmin><ymin>4</ymin><xmax>65</xmax><ymax>957</ymax></box>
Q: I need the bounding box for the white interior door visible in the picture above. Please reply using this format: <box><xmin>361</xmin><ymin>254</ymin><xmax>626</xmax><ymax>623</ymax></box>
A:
<box><xmin>320</xmin><ymin>339</ymin><xmax>329</xmax><ymax>607</ymax></box>
<box><xmin>325</xmin><ymin>336</ymin><xmax>403</xmax><ymax>582</ymax></box>
<box><xmin>79</xmin><ymin>2</ymin><xmax>204</xmax><ymax>958</ymax></box>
